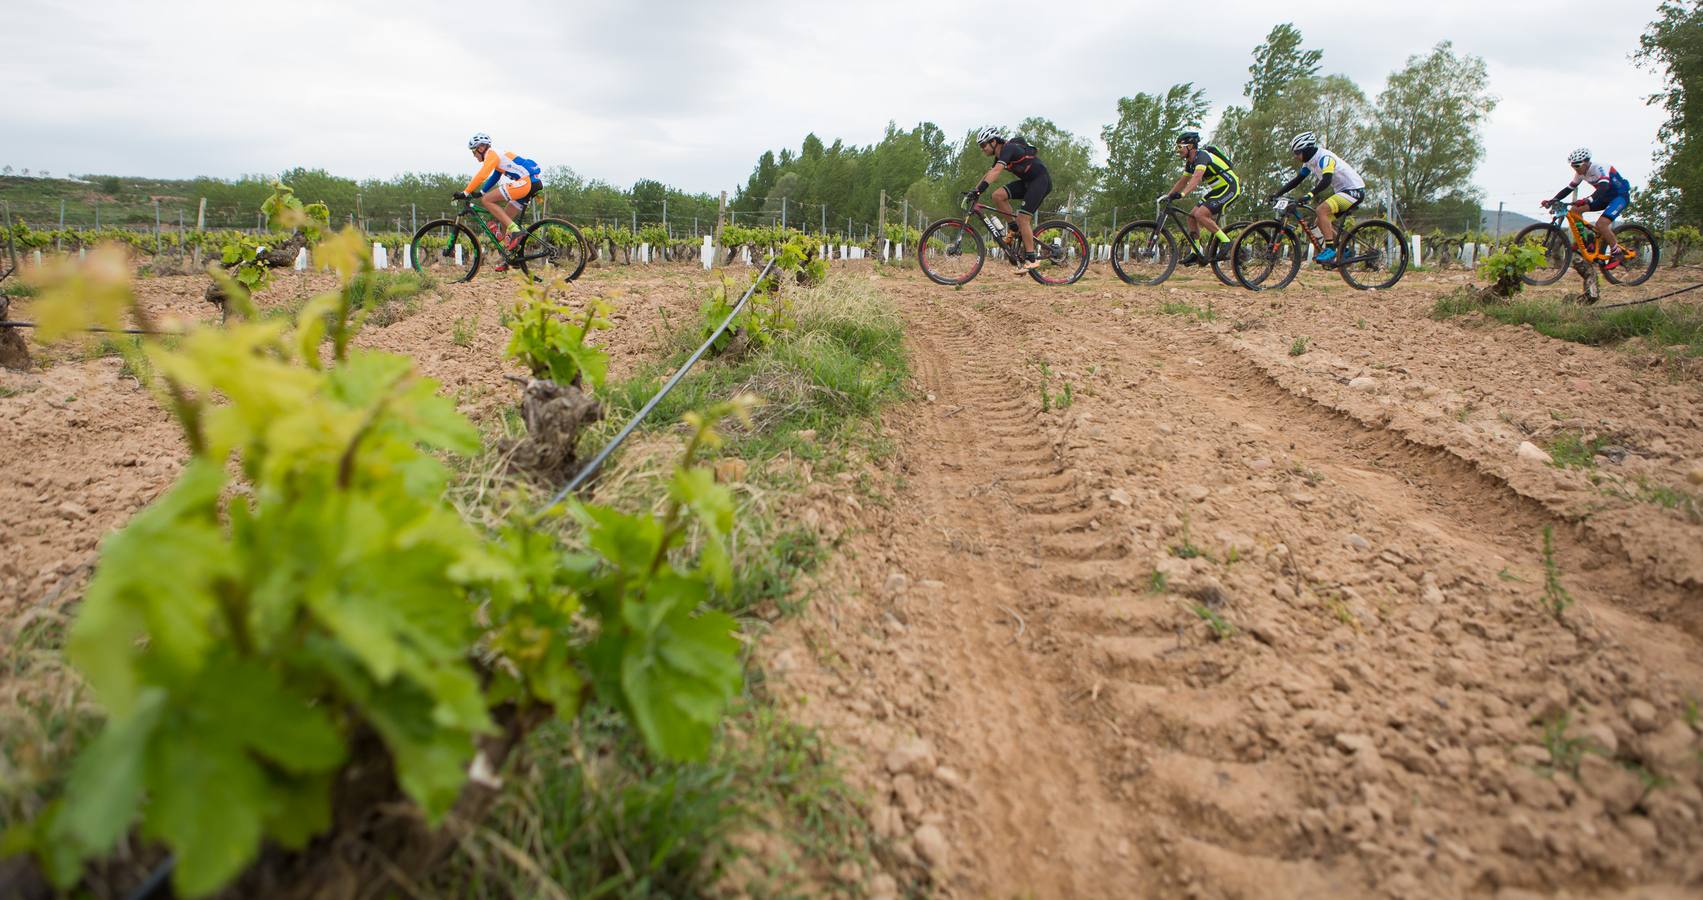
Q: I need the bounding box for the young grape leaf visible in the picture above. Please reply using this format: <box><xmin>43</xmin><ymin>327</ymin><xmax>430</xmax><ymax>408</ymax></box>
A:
<box><xmin>55</xmin><ymin>688</ymin><xmax>167</xmax><ymax>852</ymax></box>
<box><xmin>69</xmin><ymin>460</ymin><xmax>231</xmax><ymax>712</ymax></box>
<box><xmin>620</xmin><ymin>597</ymin><xmax>742</xmax><ymax>761</ymax></box>
<box><xmin>144</xmin><ymin>731</ymin><xmax>270</xmax><ymax>898</ymax></box>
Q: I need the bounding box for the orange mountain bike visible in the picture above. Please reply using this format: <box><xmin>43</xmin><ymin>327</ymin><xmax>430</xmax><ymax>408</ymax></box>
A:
<box><xmin>1515</xmin><ymin>205</ymin><xmax>1658</xmax><ymax>287</ymax></box>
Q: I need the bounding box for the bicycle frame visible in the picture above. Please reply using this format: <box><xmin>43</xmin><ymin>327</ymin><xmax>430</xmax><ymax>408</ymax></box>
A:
<box><xmin>1147</xmin><ymin>200</ymin><xmax>1218</xmax><ymax>257</ymax></box>
<box><xmin>1550</xmin><ymin>206</ymin><xmax>1612</xmax><ymax>264</ymax></box>
<box><xmin>1270</xmin><ymin>198</ymin><xmax>1378</xmax><ymax>266</ymax></box>
<box><xmin>950</xmin><ymin>200</ymin><xmax>1065</xmax><ymax>266</ymax></box>
<box><xmin>450</xmin><ymin>198</ymin><xmax>539</xmax><ymax>264</ymax></box>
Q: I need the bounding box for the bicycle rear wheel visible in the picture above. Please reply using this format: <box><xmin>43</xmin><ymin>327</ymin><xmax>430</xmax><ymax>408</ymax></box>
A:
<box><xmin>1233</xmin><ymin>221</ymin><xmax>1302</xmax><ymax>291</ymax></box>
<box><xmin>519</xmin><ymin>218</ymin><xmax>589</xmax><ymax>282</ymax></box>
<box><xmin>1029</xmin><ymin>221</ymin><xmax>1089</xmax><ymax>285</ymax></box>
<box><xmin>1604</xmin><ymin>223</ymin><xmax>1659</xmax><ymax>286</ymax></box>
<box><xmin>1110</xmin><ymin>221</ymin><xmax>1175</xmax><ymax>286</ymax></box>
<box><xmin>410</xmin><ymin>220</ymin><xmax>480</xmax><ymax>283</ymax></box>
<box><xmin>1514</xmin><ymin>223</ymin><xmax>1571</xmax><ymax>286</ymax></box>
<box><xmin>1336</xmin><ymin>220</ymin><xmax>1409</xmax><ymax>291</ymax></box>
<box><xmin>918</xmin><ymin>219</ymin><xmax>986</xmax><ymax>285</ymax></box>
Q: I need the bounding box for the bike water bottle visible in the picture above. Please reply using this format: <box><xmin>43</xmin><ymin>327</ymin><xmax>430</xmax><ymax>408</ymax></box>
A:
<box><xmin>988</xmin><ymin>217</ymin><xmax>1005</xmax><ymax>238</ymax></box>
<box><xmin>1307</xmin><ymin>221</ymin><xmax>1326</xmax><ymax>245</ymax></box>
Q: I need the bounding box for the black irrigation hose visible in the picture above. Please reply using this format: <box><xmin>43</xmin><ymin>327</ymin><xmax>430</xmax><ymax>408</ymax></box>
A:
<box><xmin>0</xmin><ymin>320</ymin><xmax>181</xmax><ymax>336</ymax></box>
<box><xmin>1591</xmin><ymin>279</ymin><xmax>1703</xmax><ymax>310</ymax></box>
<box><xmin>124</xmin><ymin>857</ymin><xmax>173</xmax><ymax>900</ymax></box>
<box><xmin>543</xmin><ymin>255</ymin><xmax>778</xmax><ymax>508</ymax></box>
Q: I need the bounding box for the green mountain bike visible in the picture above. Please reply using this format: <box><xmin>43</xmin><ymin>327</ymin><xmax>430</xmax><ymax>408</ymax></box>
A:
<box><xmin>409</xmin><ymin>194</ymin><xmax>588</xmax><ymax>283</ymax></box>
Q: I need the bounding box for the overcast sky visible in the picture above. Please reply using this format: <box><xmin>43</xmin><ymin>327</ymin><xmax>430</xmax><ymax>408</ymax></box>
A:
<box><xmin>1</xmin><ymin>0</ymin><xmax>1669</xmax><ymax>213</ymax></box>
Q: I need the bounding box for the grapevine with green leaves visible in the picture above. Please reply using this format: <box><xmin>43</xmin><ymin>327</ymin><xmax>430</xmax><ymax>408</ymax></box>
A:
<box><xmin>4</xmin><ymin>236</ymin><xmax>745</xmax><ymax>899</ymax></box>
<box><xmin>503</xmin><ymin>279</ymin><xmax>613</xmax><ymax>387</ymax></box>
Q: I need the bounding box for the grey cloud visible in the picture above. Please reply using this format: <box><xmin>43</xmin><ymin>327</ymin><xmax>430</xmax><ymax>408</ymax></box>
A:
<box><xmin>0</xmin><ymin>0</ymin><xmax>1672</xmax><ymax>205</ymax></box>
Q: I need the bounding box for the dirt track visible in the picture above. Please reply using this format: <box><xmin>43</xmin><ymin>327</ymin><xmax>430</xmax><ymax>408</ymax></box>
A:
<box><xmin>769</xmin><ymin>266</ymin><xmax>1703</xmax><ymax>898</ymax></box>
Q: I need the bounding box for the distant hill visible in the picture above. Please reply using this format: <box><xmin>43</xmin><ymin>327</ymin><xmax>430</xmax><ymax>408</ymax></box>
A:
<box><xmin>1482</xmin><ymin>207</ymin><xmax>1541</xmax><ymax>236</ymax></box>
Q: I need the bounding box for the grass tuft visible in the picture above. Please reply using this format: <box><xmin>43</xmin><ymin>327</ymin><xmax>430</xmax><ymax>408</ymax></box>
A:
<box><xmin>1431</xmin><ymin>289</ymin><xmax>1703</xmax><ymax>357</ymax></box>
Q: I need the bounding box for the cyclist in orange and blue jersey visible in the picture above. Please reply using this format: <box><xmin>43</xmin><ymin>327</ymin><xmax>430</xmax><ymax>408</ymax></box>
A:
<box><xmin>1541</xmin><ymin>148</ymin><xmax>1630</xmax><ymax>269</ymax></box>
<box><xmin>453</xmin><ymin>132</ymin><xmax>543</xmax><ymax>252</ymax></box>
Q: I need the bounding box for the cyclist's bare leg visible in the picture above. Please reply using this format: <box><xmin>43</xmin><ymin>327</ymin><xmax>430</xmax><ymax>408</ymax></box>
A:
<box><xmin>1017</xmin><ymin>212</ymin><xmax>1035</xmax><ymax>255</ymax></box>
<box><xmin>1592</xmin><ymin>214</ymin><xmax>1619</xmax><ymax>254</ymax></box>
<box><xmin>1189</xmin><ymin>205</ymin><xmax>1219</xmax><ymax>242</ymax></box>
<box><xmin>480</xmin><ymin>191</ymin><xmax>516</xmax><ymax>231</ymax></box>
<box><xmin>1317</xmin><ymin>204</ymin><xmax>1337</xmax><ymax>242</ymax></box>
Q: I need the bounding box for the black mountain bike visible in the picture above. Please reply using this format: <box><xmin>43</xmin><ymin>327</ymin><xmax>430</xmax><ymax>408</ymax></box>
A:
<box><xmin>409</xmin><ymin>193</ymin><xmax>589</xmax><ymax>283</ymax></box>
<box><xmin>1231</xmin><ymin>196</ymin><xmax>1408</xmax><ymax>291</ymax></box>
<box><xmin>917</xmin><ymin>198</ymin><xmax>1089</xmax><ymax>286</ymax></box>
<box><xmin>1110</xmin><ymin>198</ymin><xmax>1247</xmax><ymax>287</ymax></box>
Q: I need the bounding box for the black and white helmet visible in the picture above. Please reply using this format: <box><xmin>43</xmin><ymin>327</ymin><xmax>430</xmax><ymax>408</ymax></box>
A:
<box><xmin>468</xmin><ymin>132</ymin><xmax>492</xmax><ymax>149</ymax></box>
<box><xmin>1290</xmin><ymin>131</ymin><xmax>1318</xmax><ymax>155</ymax></box>
<box><xmin>976</xmin><ymin>126</ymin><xmax>1005</xmax><ymax>146</ymax></box>
<box><xmin>1176</xmin><ymin>130</ymin><xmax>1201</xmax><ymax>146</ymax></box>
<box><xmin>1568</xmin><ymin>147</ymin><xmax>1591</xmax><ymax>165</ymax></box>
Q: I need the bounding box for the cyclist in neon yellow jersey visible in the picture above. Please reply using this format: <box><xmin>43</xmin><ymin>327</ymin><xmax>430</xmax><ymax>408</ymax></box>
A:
<box><xmin>1160</xmin><ymin>130</ymin><xmax>1240</xmax><ymax>265</ymax></box>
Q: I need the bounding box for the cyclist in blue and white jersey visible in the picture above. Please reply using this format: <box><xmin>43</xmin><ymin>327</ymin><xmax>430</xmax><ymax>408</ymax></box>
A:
<box><xmin>1541</xmin><ymin>148</ymin><xmax>1631</xmax><ymax>269</ymax></box>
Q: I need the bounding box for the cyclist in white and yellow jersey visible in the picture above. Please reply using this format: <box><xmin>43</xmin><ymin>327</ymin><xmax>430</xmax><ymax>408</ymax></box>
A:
<box><xmin>1270</xmin><ymin>131</ymin><xmax>1366</xmax><ymax>265</ymax></box>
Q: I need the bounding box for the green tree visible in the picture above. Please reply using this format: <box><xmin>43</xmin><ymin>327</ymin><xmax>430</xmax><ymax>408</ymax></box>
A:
<box><xmin>1637</xmin><ymin>0</ymin><xmax>1703</xmax><ymax>225</ymax></box>
<box><xmin>1098</xmin><ymin>84</ymin><xmax>1211</xmax><ymax>222</ymax></box>
<box><xmin>631</xmin><ymin>178</ymin><xmax>667</xmax><ymax>225</ymax></box>
<box><xmin>760</xmin><ymin>172</ymin><xmax>803</xmax><ymax>225</ymax></box>
<box><xmin>1365</xmin><ymin>41</ymin><xmax>1497</xmax><ymax>223</ymax></box>
<box><xmin>1213</xmin><ymin>25</ymin><xmax>1345</xmax><ymax>201</ymax></box>
<box><xmin>1016</xmin><ymin>117</ymin><xmax>1098</xmax><ymax>219</ymax></box>
<box><xmin>1245</xmin><ymin>23</ymin><xmax>1323</xmax><ymax>107</ymax></box>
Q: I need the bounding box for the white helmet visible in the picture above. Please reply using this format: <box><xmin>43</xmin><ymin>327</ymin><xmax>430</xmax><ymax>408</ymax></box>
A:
<box><xmin>1290</xmin><ymin>131</ymin><xmax>1317</xmax><ymax>154</ymax></box>
<box><xmin>468</xmin><ymin>132</ymin><xmax>492</xmax><ymax>149</ymax></box>
<box><xmin>976</xmin><ymin>126</ymin><xmax>1005</xmax><ymax>146</ymax></box>
<box><xmin>1568</xmin><ymin>147</ymin><xmax>1590</xmax><ymax>165</ymax></box>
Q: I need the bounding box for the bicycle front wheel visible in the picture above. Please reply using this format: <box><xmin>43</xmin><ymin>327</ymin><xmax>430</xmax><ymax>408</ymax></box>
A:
<box><xmin>1030</xmin><ymin>221</ymin><xmax>1089</xmax><ymax>285</ymax></box>
<box><xmin>1208</xmin><ymin>227</ymin><xmax>1247</xmax><ymax>288</ymax></box>
<box><xmin>410</xmin><ymin>220</ymin><xmax>480</xmax><ymax>283</ymax></box>
<box><xmin>1514</xmin><ymin>223</ymin><xmax>1571</xmax><ymax>286</ymax></box>
<box><xmin>1233</xmin><ymin>221</ymin><xmax>1302</xmax><ymax>291</ymax></box>
<box><xmin>1111</xmin><ymin>222</ymin><xmax>1175</xmax><ymax>286</ymax></box>
<box><xmin>1337</xmin><ymin>220</ymin><xmax>1409</xmax><ymax>291</ymax></box>
<box><xmin>1605</xmin><ymin>224</ymin><xmax>1659</xmax><ymax>286</ymax></box>
<box><xmin>918</xmin><ymin>219</ymin><xmax>986</xmax><ymax>285</ymax></box>
<box><xmin>519</xmin><ymin>218</ymin><xmax>589</xmax><ymax>282</ymax></box>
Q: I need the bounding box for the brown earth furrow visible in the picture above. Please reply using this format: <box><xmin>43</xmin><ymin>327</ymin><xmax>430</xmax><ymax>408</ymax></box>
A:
<box><xmin>769</xmin><ymin>270</ymin><xmax>1703</xmax><ymax>899</ymax></box>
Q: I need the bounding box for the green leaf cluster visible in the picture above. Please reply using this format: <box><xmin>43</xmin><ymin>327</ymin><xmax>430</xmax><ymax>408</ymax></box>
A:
<box><xmin>700</xmin><ymin>272</ymin><xmax>795</xmax><ymax>355</ymax></box>
<box><xmin>259</xmin><ymin>181</ymin><xmax>330</xmax><ymax>242</ymax></box>
<box><xmin>502</xmin><ymin>281</ymin><xmax>612</xmax><ymax>388</ymax></box>
<box><xmin>1477</xmin><ymin>239</ymin><xmax>1550</xmax><ymax>298</ymax></box>
<box><xmin>557</xmin><ymin>399</ymin><xmax>754</xmax><ymax>759</ymax></box>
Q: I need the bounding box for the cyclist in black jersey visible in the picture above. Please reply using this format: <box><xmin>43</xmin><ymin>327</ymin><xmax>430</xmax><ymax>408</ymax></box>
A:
<box><xmin>1161</xmin><ymin>131</ymin><xmax>1240</xmax><ymax>265</ymax></box>
<box><xmin>963</xmin><ymin>125</ymin><xmax>1052</xmax><ymax>273</ymax></box>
